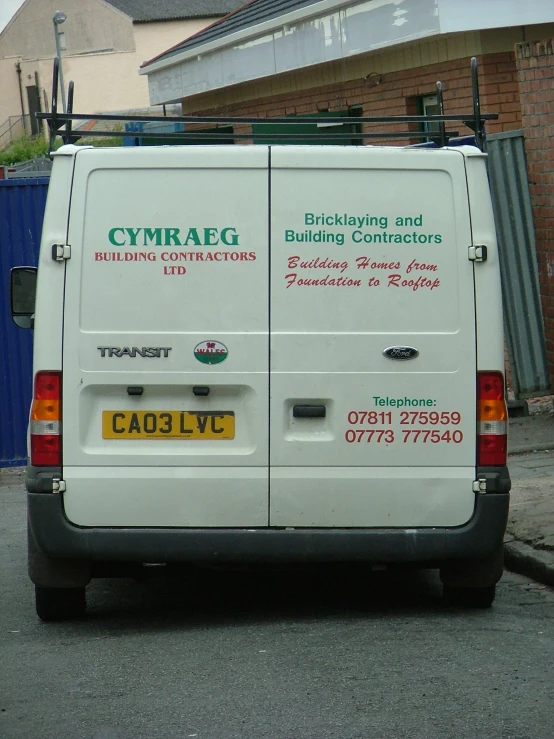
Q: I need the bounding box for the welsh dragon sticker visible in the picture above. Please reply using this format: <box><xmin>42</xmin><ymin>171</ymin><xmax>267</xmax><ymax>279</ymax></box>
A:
<box><xmin>194</xmin><ymin>341</ymin><xmax>228</xmax><ymax>365</ymax></box>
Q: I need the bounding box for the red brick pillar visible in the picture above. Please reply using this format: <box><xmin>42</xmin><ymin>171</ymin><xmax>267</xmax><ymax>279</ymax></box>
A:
<box><xmin>515</xmin><ymin>39</ymin><xmax>554</xmax><ymax>391</ymax></box>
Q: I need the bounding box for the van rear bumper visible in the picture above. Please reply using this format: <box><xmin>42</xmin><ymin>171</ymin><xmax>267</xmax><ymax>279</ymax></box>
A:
<box><xmin>28</xmin><ymin>491</ymin><xmax>509</xmax><ymax>564</ymax></box>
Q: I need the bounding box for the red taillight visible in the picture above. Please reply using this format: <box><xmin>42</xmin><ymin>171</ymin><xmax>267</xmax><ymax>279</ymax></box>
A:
<box><xmin>31</xmin><ymin>435</ymin><xmax>61</xmax><ymax>467</ymax></box>
<box><xmin>477</xmin><ymin>371</ymin><xmax>507</xmax><ymax>466</ymax></box>
<box><xmin>30</xmin><ymin>371</ymin><xmax>62</xmax><ymax>467</ymax></box>
<box><xmin>34</xmin><ymin>372</ymin><xmax>61</xmax><ymax>400</ymax></box>
<box><xmin>478</xmin><ymin>434</ymin><xmax>507</xmax><ymax>467</ymax></box>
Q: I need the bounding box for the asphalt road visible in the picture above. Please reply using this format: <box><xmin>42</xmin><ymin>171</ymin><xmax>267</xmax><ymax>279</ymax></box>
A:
<box><xmin>1</xmin><ymin>478</ymin><xmax>554</xmax><ymax>739</ymax></box>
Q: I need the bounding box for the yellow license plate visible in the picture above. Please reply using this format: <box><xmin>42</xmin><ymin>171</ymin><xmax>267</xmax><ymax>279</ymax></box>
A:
<box><xmin>102</xmin><ymin>411</ymin><xmax>235</xmax><ymax>440</ymax></box>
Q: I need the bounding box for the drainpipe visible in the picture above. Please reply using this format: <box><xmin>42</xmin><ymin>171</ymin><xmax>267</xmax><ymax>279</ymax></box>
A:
<box><xmin>15</xmin><ymin>62</ymin><xmax>27</xmax><ymax>135</ymax></box>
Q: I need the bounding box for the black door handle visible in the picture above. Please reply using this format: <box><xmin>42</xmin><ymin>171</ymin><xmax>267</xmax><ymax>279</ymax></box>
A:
<box><xmin>293</xmin><ymin>405</ymin><xmax>326</xmax><ymax>418</ymax></box>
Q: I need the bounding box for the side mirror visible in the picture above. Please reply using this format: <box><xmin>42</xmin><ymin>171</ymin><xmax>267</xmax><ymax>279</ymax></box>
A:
<box><xmin>11</xmin><ymin>266</ymin><xmax>37</xmax><ymax>329</ymax></box>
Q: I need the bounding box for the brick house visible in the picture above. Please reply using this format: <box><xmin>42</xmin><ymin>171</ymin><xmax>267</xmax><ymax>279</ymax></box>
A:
<box><xmin>141</xmin><ymin>0</ymin><xmax>554</xmax><ymax>389</ymax></box>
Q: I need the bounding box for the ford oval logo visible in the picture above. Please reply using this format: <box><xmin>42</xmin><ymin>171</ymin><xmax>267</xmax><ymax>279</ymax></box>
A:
<box><xmin>383</xmin><ymin>346</ymin><xmax>419</xmax><ymax>360</ymax></box>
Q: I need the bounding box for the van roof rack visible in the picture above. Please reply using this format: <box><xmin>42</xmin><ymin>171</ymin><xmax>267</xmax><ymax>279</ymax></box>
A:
<box><xmin>37</xmin><ymin>57</ymin><xmax>497</xmax><ymax>153</ymax></box>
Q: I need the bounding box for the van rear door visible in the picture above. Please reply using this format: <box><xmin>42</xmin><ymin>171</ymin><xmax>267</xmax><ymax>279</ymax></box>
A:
<box><xmin>269</xmin><ymin>146</ymin><xmax>477</xmax><ymax>528</ymax></box>
<box><xmin>61</xmin><ymin>147</ymin><xmax>269</xmax><ymax>528</ymax></box>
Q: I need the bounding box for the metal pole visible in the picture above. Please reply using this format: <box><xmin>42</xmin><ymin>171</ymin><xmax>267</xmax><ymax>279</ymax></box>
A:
<box><xmin>15</xmin><ymin>62</ymin><xmax>27</xmax><ymax>135</ymax></box>
<box><xmin>53</xmin><ymin>19</ymin><xmax>67</xmax><ymax>113</ymax></box>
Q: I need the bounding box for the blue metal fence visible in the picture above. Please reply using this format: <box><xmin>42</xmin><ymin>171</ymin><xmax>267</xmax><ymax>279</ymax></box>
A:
<box><xmin>0</xmin><ymin>178</ymin><xmax>49</xmax><ymax>466</ymax></box>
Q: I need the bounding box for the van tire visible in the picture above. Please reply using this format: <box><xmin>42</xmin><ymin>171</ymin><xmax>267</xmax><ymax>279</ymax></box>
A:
<box><xmin>35</xmin><ymin>586</ymin><xmax>86</xmax><ymax>622</ymax></box>
<box><xmin>443</xmin><ymin>584</ymin><xmax>496</xmax><ymax>609</ymax></box>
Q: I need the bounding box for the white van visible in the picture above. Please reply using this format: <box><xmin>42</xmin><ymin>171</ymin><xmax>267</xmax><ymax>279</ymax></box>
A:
<box><xmin>11</xmin><ymin>141</ymin><xmax>510</xmax><ymax>620</ymax></box>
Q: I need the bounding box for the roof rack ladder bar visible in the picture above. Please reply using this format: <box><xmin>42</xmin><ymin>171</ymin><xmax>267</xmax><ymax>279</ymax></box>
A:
<box><xmin>64</xmin><ymin>80</ymin><xmax>75</xmax><ymax>145</ymax></box>
<box><xmin>471</xmin><ymin>57</ymin><xmax>484</xmax><ymax>151</ymax></box>
<box><xmin>49</xmin><ymin>57</ymin><xmax>60</xmax><ymax>154</ymax></box>
<box><xmin>36</xmin><ymin>111</ymin><xmax>498</xmax><ymax>126</ymax></box>
<box><xmin>436</xmin><ymin>80</ymin><xmax>447</xmax><ymax>147</ymax></box>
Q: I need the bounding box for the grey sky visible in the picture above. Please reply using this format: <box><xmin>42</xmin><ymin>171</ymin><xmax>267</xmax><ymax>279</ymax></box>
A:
<box><xmin>0</xmin><ymin>0</ymin><xmax>24</xmax><ymax>33</ymax></box>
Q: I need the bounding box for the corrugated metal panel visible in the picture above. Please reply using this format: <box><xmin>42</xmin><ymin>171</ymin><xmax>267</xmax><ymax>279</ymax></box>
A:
<box><xmin>487</xmin><ymin>130</ymin><xmax>550</xmax><ymax>397</ymax></box>
<box><xmin>0</xmin><ymin>178</ymin><xmax>49</xmax><ymax>466</ymax></box>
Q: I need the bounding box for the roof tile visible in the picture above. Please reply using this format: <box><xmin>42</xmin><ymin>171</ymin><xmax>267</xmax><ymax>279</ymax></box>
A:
<box><xmin>105</xmin><ymin>0</ymin><xmax>245</xmax><ymax>23</ymax></box>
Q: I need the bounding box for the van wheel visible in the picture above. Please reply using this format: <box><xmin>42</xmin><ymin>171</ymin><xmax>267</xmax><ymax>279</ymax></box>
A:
<box><xmin>35</xmin><ymin>586</ymin><xmax>86</xmax><ymax>622</ymax></box>
<box><xmin>443</xmin><ymin>584</ymin><xmax>496</xmax><ymax>609</ymax></box>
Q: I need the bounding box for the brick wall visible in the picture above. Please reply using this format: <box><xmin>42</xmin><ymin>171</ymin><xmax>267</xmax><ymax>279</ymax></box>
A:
<box><xmin>481</xmin><ymin>52</ymin><xmax>522</xmax><ymax>132</ymax></box>
<box><xmin>516</xmin><ymin>40</ymin><xmax>554</xmax><ymax>389</ymax></box>
<box><xmin>184</xmin><ymin>52</ymin><xmax>520</xmax><ymax>144</ymax></box>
